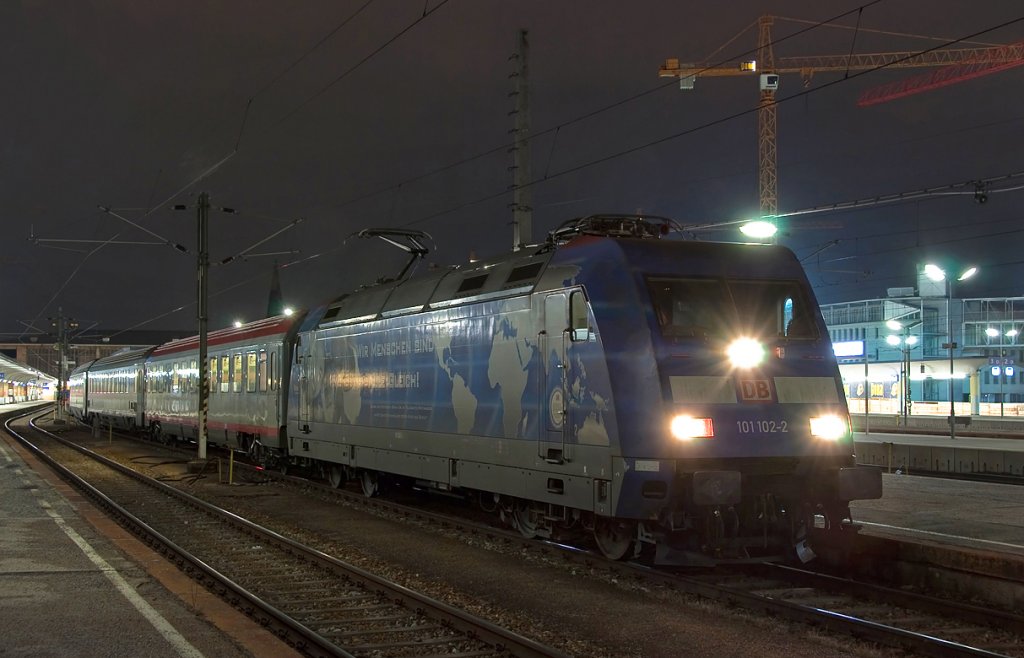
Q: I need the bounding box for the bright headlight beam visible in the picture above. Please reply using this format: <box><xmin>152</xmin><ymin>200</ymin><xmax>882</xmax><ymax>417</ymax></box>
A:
<box><xmin>671</xmin><ymin>415</ymin><xmax>714</xmax><ymax>440</ymax></box>
<box><xmin>809</xmin><ymin>415</ymin><xmax>847</xmax><ymax>441</ymax></box>
<box><xmin>727</xmin><ymin>338</ymin><xmax>765</xmax><ymax>369</ymax></box>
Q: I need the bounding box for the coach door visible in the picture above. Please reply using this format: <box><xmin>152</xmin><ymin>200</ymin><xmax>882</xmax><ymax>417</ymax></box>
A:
<box><xmin>296</xmin><ymin>335</ymin><xmax>313</xmax><ymax>433</ymax></box>
<box><xmin>540</xmin><ymin>293</ymin><xmax>568</xmax><ymax>463</ymax></box>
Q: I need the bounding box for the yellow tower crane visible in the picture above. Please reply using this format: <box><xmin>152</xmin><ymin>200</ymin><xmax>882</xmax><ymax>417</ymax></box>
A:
<box><xmin>660</xmin><ymin>15</ymin><xmax>1024</xmax><ymax>224</ymax></box>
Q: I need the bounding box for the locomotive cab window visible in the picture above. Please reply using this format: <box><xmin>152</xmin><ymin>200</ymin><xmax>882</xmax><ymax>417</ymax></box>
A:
<box><xmin>647</xmin><ymin>276</ymin><xmax>817</xmax><ymax>341</ymax></box>
<box><xmin>569</xmin><ymin>290</ymin><xmax>590</xmax><ymax>341</ymax></box>
<box><xmin>648</xmin><ymin>277</ymin><xmax>728</xmax><ymax>339</ymax></box>
<box><xmin>729</xmin><ymin>280</ymin><xmax>818</xmax><ymax>340</ymax></box>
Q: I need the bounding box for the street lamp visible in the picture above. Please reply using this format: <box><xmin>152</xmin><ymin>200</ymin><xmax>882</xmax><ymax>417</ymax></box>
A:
<box><xmin>739</xmin><ymin>219</ymin><xmax>777</xmax><ymax>241</ymax></box>
<box><xmin>886</xmin><ymin>320</ymin><xmax>920</xmax><ymax>426</ymax></box>
<box><xmin>924</xmin><ymin>263</ymin><xmax>978</xmax><ymax>440</ymax></box>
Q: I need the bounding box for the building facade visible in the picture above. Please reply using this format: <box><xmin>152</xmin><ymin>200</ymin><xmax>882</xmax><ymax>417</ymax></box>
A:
<box><xmin>822</xmin><ymin>290</ymin><xmax>1024</xmax><ymax>417</ymax></box>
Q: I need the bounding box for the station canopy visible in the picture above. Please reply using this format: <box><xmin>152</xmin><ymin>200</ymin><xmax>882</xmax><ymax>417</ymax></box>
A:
<box><xmin>0</xmin><ymin>353</ymin><xmax>57</xmax><ymax>388</ymax></box>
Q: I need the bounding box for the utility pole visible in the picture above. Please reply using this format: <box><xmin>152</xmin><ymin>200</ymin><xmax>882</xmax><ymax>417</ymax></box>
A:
<box><xmin>197</xmin><ymin>192</ymin><xmax>210</xmax><ymax>461</ymax></box>
<box><xmin>49</xmin><ymin>308</ymin><xmax>78</xmax><ymax>422</ymax></box>
<box><xmin>510</xmin><ymin>28</ymin><xmax>532</xmax><ymax>251</ymax></box>
<box><xmin>36</xmin><ymin>196</ymin><xmax>299</xmax><ymax>458</ymax></box>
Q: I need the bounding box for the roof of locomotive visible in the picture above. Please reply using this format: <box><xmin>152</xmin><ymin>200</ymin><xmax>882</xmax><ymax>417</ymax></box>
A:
<box><xmin>306</xmin><ymin>216</ymin><xmax>806</xmax><ymax>330</ymax></box>
<box><xmin>312</xmin><ymin>248</ymin><xmax>557</xmax><ymax>329</ymax></box>
<box><xmin>555</xmin><ymin>233</ymin><xmax>806</xmax><ymax>281</ymax></box>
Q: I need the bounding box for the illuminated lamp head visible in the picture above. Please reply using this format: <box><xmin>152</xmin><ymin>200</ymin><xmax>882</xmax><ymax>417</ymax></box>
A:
<box><xmin>809</xmin><ymin>414</ymin><xmax>847</xmax><ymax>441</ymax></box>
<box><xmin>670</xmin><ymin>415</ymin><xmax>714</xmax><ymax>441</ymax></box>
<box><xmin>727</xmin><ymin>337</ymin><xmax>765</xmax><ymax>369</ymax></box>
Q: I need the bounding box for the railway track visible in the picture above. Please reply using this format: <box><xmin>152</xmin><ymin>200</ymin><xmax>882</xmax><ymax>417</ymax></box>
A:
<box><xmin>4</xmin><ymin>409</ymin><xmax>570</xmax><ymax>658</ymax></box>
<box><xmin>645</xmin><ymin>563</ymin><xmax>1024</xmax><ymax>658</ymax></box>
<box><xmin>20</xmin><ymin>412</ymin><xmax>1024</xmax><ymax>657</ymax></box>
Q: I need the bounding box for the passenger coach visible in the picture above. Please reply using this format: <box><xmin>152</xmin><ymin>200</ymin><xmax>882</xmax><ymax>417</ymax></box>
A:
<box><xmin>146</xmin><ymin>315</ymin><xmax>298</xmax><ymax>461</ymax></box>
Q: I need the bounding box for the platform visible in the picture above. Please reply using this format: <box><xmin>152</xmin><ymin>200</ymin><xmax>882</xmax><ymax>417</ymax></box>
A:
<box><xmin>855</xmin><ymin>427</ymin><xmax>1024</xmax><ymax>477</ymax></box>
<box><xmin>0</xmin><ymin>402</ymin><xmax>297</xmax><ymax>658</ymax></box>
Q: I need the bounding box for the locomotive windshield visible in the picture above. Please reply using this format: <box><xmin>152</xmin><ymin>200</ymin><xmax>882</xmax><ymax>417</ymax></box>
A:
<box><xmin>647</xmin><ymin>276</ymin><xmax>818</xmax><ymax>341</ymax></box>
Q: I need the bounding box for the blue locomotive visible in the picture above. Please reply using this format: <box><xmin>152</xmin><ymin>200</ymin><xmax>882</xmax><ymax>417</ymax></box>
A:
<box><xmin>70</xmin><ymin>215</ymin><xmax>881</xmax><ymax>564</ymax></box>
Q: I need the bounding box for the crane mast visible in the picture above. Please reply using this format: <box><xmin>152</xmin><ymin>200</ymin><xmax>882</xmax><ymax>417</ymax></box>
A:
<box><xmin>660</xmin><ymin>15</ymin><xmax>1024</xmax><ymax>222</ymax></box>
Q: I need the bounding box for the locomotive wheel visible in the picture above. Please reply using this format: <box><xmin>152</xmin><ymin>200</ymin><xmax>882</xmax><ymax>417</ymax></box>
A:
<box><xmin>512</xmin><ymin>502</ymin><xmax>539</xmax><ymax>538</ymax></box>
<box><xmin>327</xmin><ymin>465</ymin><xmax>345</xmax><ymax>489</ymax></box>
<box><xmin>360</xmin><ymin>470</ymin><xmax>379</xmax><ymax>497</ymax></box>
<box><xmin>593</xmin><ymin>518</ymin><xmax>635</xmax><ymax>561</ymax></box>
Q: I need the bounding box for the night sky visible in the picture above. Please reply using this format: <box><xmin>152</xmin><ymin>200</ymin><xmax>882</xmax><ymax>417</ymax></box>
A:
<box><xmin>3</xmin><ymin>1</ymin><xmax>1024</xmax><ymax>339</ymax></box>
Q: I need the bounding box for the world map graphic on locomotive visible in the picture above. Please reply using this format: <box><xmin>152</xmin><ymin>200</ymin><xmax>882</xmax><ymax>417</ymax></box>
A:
<box><xmin>304</xmin><ymin>298</ymin><xmax>611</xmax><ymax>445</ymax></box>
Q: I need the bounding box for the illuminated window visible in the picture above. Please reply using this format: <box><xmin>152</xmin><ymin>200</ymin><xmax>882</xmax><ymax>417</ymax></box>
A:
<box><xmin>220</xmin><ymin>356</ymin><xmax>230</xmax><ymax>392</ymax></box>
<box><xmin>233</xmin><ymin>354</ymin><xmax>242</xmax><ymax>393</ymax></box>
<box><xmin>258</xmin><ymin>350</ymin><xmax>268</xmax><ymax>392</ymax></box>
<box><xmin>210</xmin><ymin>357</ymin><xmax>218</xmax><ymax>394</ymax></box>
<box><xmin>247</xmin><ymin>352</ymin><xmax>257</xmax><ymax>393</ymax></box>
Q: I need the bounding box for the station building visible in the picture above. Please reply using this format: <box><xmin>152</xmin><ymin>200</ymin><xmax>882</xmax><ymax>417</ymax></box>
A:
<box><xmin>822</xmin><ymin>270</ymin><xmax>1024</xmax><ymax>418</ymax></box>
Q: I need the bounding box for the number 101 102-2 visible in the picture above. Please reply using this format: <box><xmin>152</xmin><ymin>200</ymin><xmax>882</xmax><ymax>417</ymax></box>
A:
<box><xmin>736</xmin><ymin>420</ymin><xmax>788</xmax><ymax>433</ymax></box>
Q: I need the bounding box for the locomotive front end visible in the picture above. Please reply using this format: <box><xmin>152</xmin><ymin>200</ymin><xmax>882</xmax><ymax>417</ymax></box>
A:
<box><xmin>612</xmin><ymin>247</ymin><xmax>882</xmax><ymax>564</ymax></box>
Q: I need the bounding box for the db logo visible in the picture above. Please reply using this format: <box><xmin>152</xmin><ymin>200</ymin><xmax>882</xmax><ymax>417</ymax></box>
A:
<box><xmin>739</xmin><ymin>379</ymin><xmax>773</xmax><ymax>402</ymax></box>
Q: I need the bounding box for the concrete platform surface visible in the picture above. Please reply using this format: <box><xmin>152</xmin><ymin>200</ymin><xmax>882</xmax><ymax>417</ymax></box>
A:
<box><xmin>0</xmin><ymin>404</ymin><xmax>298</xmax><ymax>658</ymax></box>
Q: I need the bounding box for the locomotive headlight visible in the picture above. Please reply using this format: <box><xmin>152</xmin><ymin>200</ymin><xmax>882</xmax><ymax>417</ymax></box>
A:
<box><xmin>809</xmin><ymin>414</ymin><xmax>847</xmax><ymax>441</ymax></box>
<box><xmin>726</xmin><ymin>337</ymin><xmax>765</xmax><ymax>369</ymax></box>
<box><xmin>671</xmin><ymin>415</ymin><xmax>714</xmax><ymax>440</ymax></box>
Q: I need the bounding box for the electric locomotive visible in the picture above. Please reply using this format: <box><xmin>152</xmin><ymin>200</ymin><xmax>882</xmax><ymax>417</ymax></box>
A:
<box><xmin>285</xmin><ymin>215</ymin><xmax>881</xmax><ymax>565</ymax></box>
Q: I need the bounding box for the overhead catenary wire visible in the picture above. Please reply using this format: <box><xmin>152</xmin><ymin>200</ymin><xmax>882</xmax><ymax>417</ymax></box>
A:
<box><xmin>305</xmin><ymin>0</ymin><xmax>889</xmax><ymax>216</ymax></box>
<box><xmin>179</xmin><ymin>10</ymin><xmax>1024</xmax><ymax>329</ymax></box>
<box><xmin>56</xmin><ymin>5</ymin><xmax>1024</xmax><ymax>336</ymax></box>
<box><xmin>25</xmin><ymin>1</ymin><xmax>447</xmax><ymax>335</ymax></box>
<box><xmin>323</xmin><ymin>12</ymin><xmax>1023</xmax><ymax>239</ymax></box>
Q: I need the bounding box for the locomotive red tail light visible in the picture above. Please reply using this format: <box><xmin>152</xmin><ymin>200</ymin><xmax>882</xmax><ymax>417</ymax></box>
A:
<box><xmin>670</xmin><ymin>415</ymin><xmax>714</xmax><ymax>440</ymax></box>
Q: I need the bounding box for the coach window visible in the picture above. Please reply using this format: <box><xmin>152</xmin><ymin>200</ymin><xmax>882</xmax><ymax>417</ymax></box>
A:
<box><xmin>220</xmin><ymin>356</ymin><xmax>230</xmax><ymax>392</ymax></box>
<box><xmin>172</xmin><ymin>363</ymin><xmax>180</xmax><ymax>394</ymax></box>
<box><xmin>233</xmin><ymin>353</ymin><xmax>243</xmax><ymax>393</ymax></box>
<box><xmin>209</xmin><ymin>357</ymin><xmax>218</xmax><ymax>394</ymax></box>
<box><xmin>247</xmin><ymin>351</ymin><xmax>257</xmax><ymax>393</ymax></box>
<box><xmin>258</xmin><ymin>350</ymin><xmax>268</xmax><ymax>392</ymax></box>
<box><xmin>269</xmin><ymin>352</ymin><xmax>277</xmax><ymax>390</ymax></box>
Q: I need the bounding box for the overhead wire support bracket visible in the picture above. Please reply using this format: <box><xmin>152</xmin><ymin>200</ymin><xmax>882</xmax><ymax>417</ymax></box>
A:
<box><xmin>217</xmin><ymin>217</ymin><xmax>303</xmax><ymax>266</ymax></box>
<box><xmin>99</xmin><ymin>204</ymin><xmax>190</xmax><ymax>254</ymax></box>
